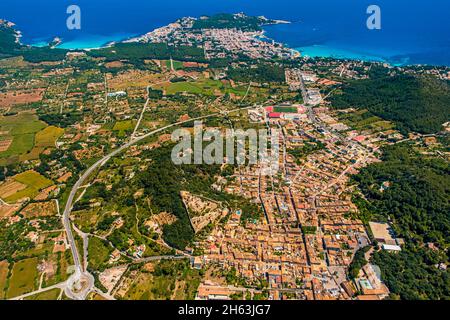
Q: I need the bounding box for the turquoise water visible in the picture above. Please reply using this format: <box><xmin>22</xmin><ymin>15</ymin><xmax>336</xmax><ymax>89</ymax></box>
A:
<box><xmin>297</xmin><ymin>45</ymin><xmax>386</xmax><ymax>63</ymax></box>
<box><xmin>0</xmin><ymin>0</ymin><xmax>449</xmax><ymax>66</ymax></box>
<box><xmin>56</xmin><ymin>32</ymin><xmax>137</xmax><ymax>50</ymax></box>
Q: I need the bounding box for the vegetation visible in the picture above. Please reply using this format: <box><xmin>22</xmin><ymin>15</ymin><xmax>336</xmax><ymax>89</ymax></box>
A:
<box><xmin>348</xmin><ymin>246</ymin><xmax>370</xmax><ymax>279</ymax></box>
<box><xmin>288</xmin><ymin>141</ymin><xmax>325</xmax><ymax>163</ymax></box>
<box><xmin>372</xmin><ymin>246</ymin><xmax>449</xmax><ymax>300</ymax></box>
<box><xmin>0</xmin><ymin>24</ymin><xmax>67</xmax><ymax>62</ymax></box>
<box><xmin>4</xmin><ymin>170</ymin><xmax>53</xmax><ymax>203</ymax></box>
<box><xmin>6</xmin><ymin>258</ymin><xmax>38</xmax><ymax>299</ymax></box>
<box><xmin>228</xmin><ymin>63</ymin><xmax>286</xmax><ymax>83</ymax></box>
<box><xmin>0</xmin><ymin>112</ymin><xmax>47</xmax><ymax>161</ymax></box>
<box><xmin>352</xmin><ymin>143</ymin><xmax>450</xmax><ymax>299</ymax></box>
<box><xmin>0</xmin><ymin>219</ymin><xmax>34</xmax><ymax>261</ymax></box>
<box><xmin>353</xmin><ymin>144</ymin><xmax>449</xmax><ymax>245</ymax></box>
<box><xmin>87</xmin><ymin>237</ymin><xmax>113</xmax><ymax>272</ymax></box>
<box><xmin>192</xmin><ymin>13</ymin><xmax>273</xmax><ymax>31</ymax></box>
<box><xmin>331</xmin><ymin>75</ymin><xmax>450</xmax><ymax>134</ymax></box>
<box><xmin>123</xmin><ymin>259</ymin><xmax>202</xmax><ymax>300</ymax></box>
<box><xmin>38</xmin><ymin>112</ymin><xmax>83</xmax><ymax>128</ymax></box>
<box><xmin>89</xmin><ymin>43</ymin><xmax>205</xmax><ymax>63</ymax></box>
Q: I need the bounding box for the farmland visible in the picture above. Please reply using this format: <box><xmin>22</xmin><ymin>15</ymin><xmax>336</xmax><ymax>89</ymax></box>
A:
<box><xmin>1</xmin><ymin>170</ymin><xmax>53</xmax><ymax>203</ymax></box>
<box><xmin>34</xmin><ymin>126</ymin><xmax>64</xmax><ymax>148</ymax></box>
<box><xmin>6</xmin><ymin>258</ymin><xmax>39</xmax><ymax>299</ymax></box>
<box><xmin>0</xmin><ymin>89</ymin><xmax>45</xmax><ymax>108</ymax></box>
<box><xmin>21</xmin><ymin>201</ymin><xmax>58</xmax><ymax>219</ymax></box>
<box><xmin>87</xmin><ymin>237</ymin><xmax>113</xmax><ymax>271</ymax></box>
<box><xmin>0</xmin><ymin>112</ymin><xmax>47</xmax><ymax>163</ymax></box>
<box><xmin>122</xmin><ymin>260</ymin><xmax>201</xmax><ymax>300</ymax></box>
<box><xmin>0</xmin><ymin>260</ymin><xmax>9</xmax><ymax>299</ymax></box>
<box><xmin>113</xmin><ymin>120</ymin><xmax>134</xmax><ymax>137</ymax></box>
<box><xmin>158</xmin><ymin>79</ymin><xmax>247</xmax><ymax>96</ymax></box>
<box><xmin>24</xmin><ymin>288</ymin><xmax>61</xmax><ymax>300</ymax></box>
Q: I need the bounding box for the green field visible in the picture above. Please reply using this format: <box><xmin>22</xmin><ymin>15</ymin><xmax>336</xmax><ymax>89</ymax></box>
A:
<box><xmin>273</xmin><ymin>106</ymin><xmax>298</xmax><ymax>113</ymax></box>
<box><xmin>4</xmin><ymin>170</ymin><xmax>53</xmax><ymax>203</ymax></box>
<box><xmin>87</xmin><ymin>237</ymin><xmax>113</xmax><ymax>271</ymax></box>
<box><xmin>6</xmin><ymin>258</ymin><xmax>39</xmax><ymax>299</ymax></box>
<box><xmin>113</xmin><ymin>120</ymin><xmax>134</xmax><ymax>137</ymax></box>
<box><xmin>0</xmin><ymin>112</ymin><xmax>47</xmax><ymax>160</ymax></box>
<box><xmin>123</xmin><ymin>260</ymin><xmax>201</xmax><ymax>300</ymax></box>
<box><xmin>165</xmin><ymin>60</ymin><xmax>184</xmax><ymax>71</ymax></box>
<box><xmin>24</xmin><ymin>288</ymin><xmax>61</xmax><ymax>300</ymax></box>
<box><xmin>35</xmin><ymin>126</ymin><xmax>64</xmax><ymax>148</ymax></box>
<box><xmin>164</xmin><ymin>79</ymin><xmax>247</xmax><ymax>96</ymax></box>
<box><xmin>0</xmin><ymin>260</ymin><xmax>9</xmax><ymax>299</ymax></box>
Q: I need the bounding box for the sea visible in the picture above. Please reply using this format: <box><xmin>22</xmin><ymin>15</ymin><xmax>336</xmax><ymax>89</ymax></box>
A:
<box><xmin>1</xmin><ymin>0</ymin><xmax>449</xmax><ymax>66</ymax></box>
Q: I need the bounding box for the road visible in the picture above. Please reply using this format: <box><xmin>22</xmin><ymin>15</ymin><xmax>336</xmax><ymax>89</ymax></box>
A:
<box><xmin>10</xmin><ymin>281</ymin><xmax>67</xmax><ymax>301</ymax></box>
<box><xmin>131</xmin><ymin>86</ymin><xmax>151</xmax><ymax>140</ymax></box>
<box><xmin>61</xmin><ymin>105</ymin><xmax>254</xmax><ymax>299</ymax></box>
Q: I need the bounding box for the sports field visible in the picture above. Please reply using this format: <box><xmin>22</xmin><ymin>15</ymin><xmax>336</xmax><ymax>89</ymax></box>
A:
<box><xmin>273</xmin><ymin>106</ymin><xmax>298</xmax><ymax>113</ymax></box>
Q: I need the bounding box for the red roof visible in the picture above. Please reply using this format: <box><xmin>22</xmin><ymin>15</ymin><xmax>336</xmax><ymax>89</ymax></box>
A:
<box><xmin>268</xmin><ymin>112</ymin><xmax>282</xmax><ymax>118</ymax></box>
<box><xmin>297</xmin><ymin>106</ymin><xmax>307</xmax><ymax>113</ymax></box>
<box><xmin>265</xmin><ymin>106</ymin><xmax>274</xmax><ymax>112</ymax></box>
<box><xmin>353</xmin><ymin>135</ymin><xmax>366</xmax><ymax>142</ymax></box>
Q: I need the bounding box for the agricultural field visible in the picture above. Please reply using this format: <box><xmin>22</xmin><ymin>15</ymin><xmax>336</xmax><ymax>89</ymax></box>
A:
<box><xmin>21</xmin><ymin>201</ymin><xmax>58</xmax><ymax>219</ymax></box>
<box><xmin>6</xmin><ymin>257</ymin><xmax>39</xmax><ymax>299</ymax></box>
<box><xmin>0</xmin><ymin>170</ymin><xmax>53</xmax><ymax>203</ymax></box>
<box><xmin>122</xmin><ymin>260</ymin><xmax>201</xmax><ymax>300</ymax></box>
<box><xmin>0</xmin><ymin>88</ymin><xmax>45</xmax><ymax>108</ymax></box>
<box><xmin>0</xmin><ymin>260</ymin><xmax>9</xmax><ymax>299</ymax></box>
<box><xmin>113</xmin><ymin>120</ymin><xmax>134</xmax><ymax>137</ymax></box>
<box><xmin>337</xmin><ymin>109</ymin><xmax>395</xmax><ymax>133</ymax></box>
<box><xmin>0</xmin><ymin>203</ymin><xmax>20</xmax><ymax>218</ymax></box>
<box><xmin>43</xmin><ymin>251</ymin><xmax>72</xmax><ymax>287</ymax></box>
<box><xmin>24</xmin><ymin>288</ymin><xmax>61</xmax><ymax>300</ymax></box>
<box><xmin>87</xmin><ymin>237</ymin><xmax>113</xmax><ymax>271</ymax></box>
<box><xmin>164</xmin><ymin>59</ymin><xmax>184</xmax><ymax>71</ymax></box>
<box><xmin>34</xmin><ymin>126</ymin><xmax>64</xmax><ymax>148</ymax></box>
<box><xmin>159</xmin><ymin>79</ymin><xmax>247</xmax><ymax>97</ymax></box>
<box><xmin>0</xmin><ymin>112</ymin><xmax>47</xmax><ymax>163</ymax></box>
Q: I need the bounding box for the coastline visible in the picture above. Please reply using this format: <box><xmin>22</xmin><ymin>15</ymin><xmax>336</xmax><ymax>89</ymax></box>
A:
<box><xmin>4</xmin><ymin>14</ymin><xmax>449</xmax><ymax>67</ymax></box>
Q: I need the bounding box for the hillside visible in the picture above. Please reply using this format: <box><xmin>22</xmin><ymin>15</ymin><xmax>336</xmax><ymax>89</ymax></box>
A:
<box><xmin>0</xmin><ymin>21</ymin><xmax>67</xmax><ymax>62</ymax></box>
<box><xmin>352</xmin><ymin>143</ymin><xmax>450</xmax><ymax>299</ymax></box>
<box><xmin>331</xmin><ymin>75</ymin><xmax>450</xmax><ymax>134</ymax></box>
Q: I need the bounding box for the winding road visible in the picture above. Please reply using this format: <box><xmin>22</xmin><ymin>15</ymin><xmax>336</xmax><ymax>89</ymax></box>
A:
<box><xmin>61</xmin><ymin>105</ymin><xmax>254</xmax><ymax>299</ymax></box>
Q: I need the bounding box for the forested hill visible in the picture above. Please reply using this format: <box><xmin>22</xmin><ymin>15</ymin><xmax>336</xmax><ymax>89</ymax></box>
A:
<box><xmin>331</xmin><ymin>75</ymin><xmax>450</xmax><ymax>135</ymax></box>
<box><xmin>192</xmin><ymin>13</ymin><xmax>275</xmax><ymax>31</ymax></box>
<box><xmin>352</xmin><ymin>143</ymin><xmax>450</xmax><ymax>299</ymax></box>
<box><xmin>0</xmin><ymin>22</ymin><xmax>68</xmax><ymax>62</ymax></box>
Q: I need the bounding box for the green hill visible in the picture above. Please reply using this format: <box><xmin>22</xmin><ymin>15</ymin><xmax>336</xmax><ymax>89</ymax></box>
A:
<box><xmin>0</xmin><ymin>22</ymin><xmax>67</xmax><ymax>62</ymax></box>
<box><xmin>331</xmin><ymin>75</ymin><xmax>450</xmax><ymax>134</ymax></box>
